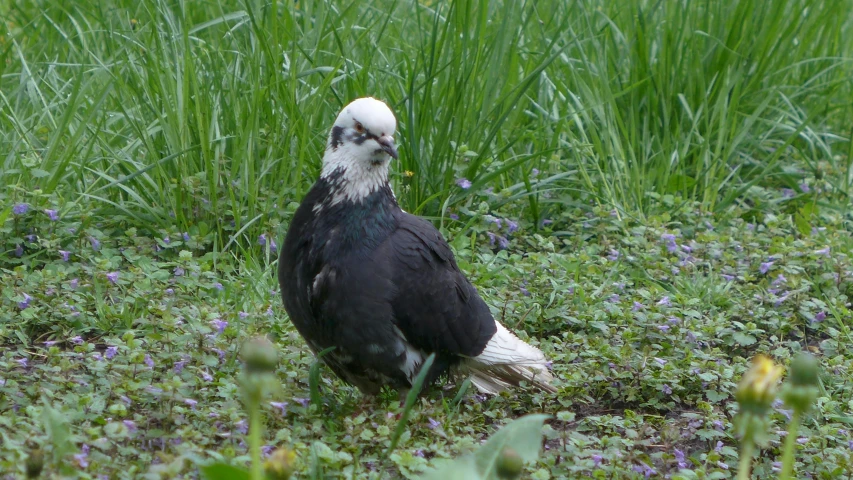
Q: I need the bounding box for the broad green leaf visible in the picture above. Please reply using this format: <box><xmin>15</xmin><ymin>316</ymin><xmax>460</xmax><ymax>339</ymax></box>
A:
<box><xmin>200</xmin><ymin>462</ymin><xmax>251</xmax><ymax>480</ymax></box>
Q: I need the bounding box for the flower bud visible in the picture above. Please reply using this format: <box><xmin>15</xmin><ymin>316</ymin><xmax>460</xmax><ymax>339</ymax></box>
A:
<box><xmin>789</xmin><ymin>353</ymin><xmax>819</xmax><ymax>387</ymax></box>
<box><xmin>736</xmin><ymin>355</ymin><xmax>784</xmax><ymax>414</ymax></box>
<box><xmin>241</xmin><ymin>336</ymin><xmax>278</xmax><ymax>374</ymax></box>
<box><xmin>264</xmin><ymin>447</ymin><xmax>297</xmax><ymax>480</ymax></box>
<box><xmin>496</xmin><ymin>447</ymin><xmax>524</xmax><ymax>479</ymax></box>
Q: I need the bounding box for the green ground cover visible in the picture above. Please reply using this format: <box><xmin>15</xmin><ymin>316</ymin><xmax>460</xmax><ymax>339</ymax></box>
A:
<box><xmin>2</xmin><ymin>0</ymin><xmax>852</xmax><ymax>478</ymax></box>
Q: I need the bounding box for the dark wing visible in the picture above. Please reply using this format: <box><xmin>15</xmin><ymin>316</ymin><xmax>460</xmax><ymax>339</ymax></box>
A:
<box><xmin>380</xmin><ymin>212</ymin><xmax>497</xmax><ymax>357</ymax></box>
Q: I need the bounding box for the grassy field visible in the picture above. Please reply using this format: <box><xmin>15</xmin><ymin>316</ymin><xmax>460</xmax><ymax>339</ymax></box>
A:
<box><xmin>2</xmin><ymin>0</ymin><xmax>853</xmax><ymax>478</ymax></box>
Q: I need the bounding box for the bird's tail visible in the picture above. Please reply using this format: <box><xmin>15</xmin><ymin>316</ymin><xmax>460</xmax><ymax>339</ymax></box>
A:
<box><xmin>460</xmin><ymin>321</ymin><xmax>556</xmax><ymax>395</ymax></box>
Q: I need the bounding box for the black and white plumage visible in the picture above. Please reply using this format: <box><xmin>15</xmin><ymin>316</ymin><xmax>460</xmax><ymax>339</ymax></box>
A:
<box><xmin>278</xmin><ymin>97</ymin><xmax>555</xmax><ymax>396</ymax></box>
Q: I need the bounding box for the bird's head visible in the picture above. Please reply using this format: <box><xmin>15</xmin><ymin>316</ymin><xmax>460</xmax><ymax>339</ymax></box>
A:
<box><xmin>320</xmin><ymin>97</ymin><xmax>398</xmax><ymax>203</ymax></box>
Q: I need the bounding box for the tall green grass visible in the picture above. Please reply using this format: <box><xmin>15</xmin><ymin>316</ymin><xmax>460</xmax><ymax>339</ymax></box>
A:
<box><xmin>1</xmin><ymin>0</ymin><xmax>851</xmax><ymax>252</ymax></box>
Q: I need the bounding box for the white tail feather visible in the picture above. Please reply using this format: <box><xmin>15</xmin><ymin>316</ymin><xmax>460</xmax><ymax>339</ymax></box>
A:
<box><xmin>461</xmin><ymin>321</ymin><xmax>556</xmax><ymax>394</ymax></box>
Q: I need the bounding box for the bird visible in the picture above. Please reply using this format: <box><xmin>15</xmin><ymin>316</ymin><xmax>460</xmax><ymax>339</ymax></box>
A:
<box><xmin>278</xmin><ymin>97</ymin><xmax>555</xmax><ymax>398</ymax></box>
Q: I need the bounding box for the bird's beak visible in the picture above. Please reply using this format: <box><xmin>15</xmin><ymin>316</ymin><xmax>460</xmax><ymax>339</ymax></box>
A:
<box><xmin>377</xmin><ymin>135</ymin><xmax>398</xmax><ymax>160</ymax></box>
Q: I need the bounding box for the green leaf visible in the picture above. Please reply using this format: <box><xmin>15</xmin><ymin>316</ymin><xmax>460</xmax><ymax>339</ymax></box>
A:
<box><xmin>200</xmin><ymin>462</ymin><xmax>251</xmax><ymax>480</ymax></box>
<box><xmin>42</xmin><ymin>397</ymin><xmax>74</xmax><ymax>465</ymax></box>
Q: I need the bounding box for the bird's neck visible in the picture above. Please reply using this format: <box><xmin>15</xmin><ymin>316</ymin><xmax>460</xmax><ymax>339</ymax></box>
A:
<box><xmin>320</xmin><ymin>149</ymin><xmax>391</xmax><ymax>206</ymax></box>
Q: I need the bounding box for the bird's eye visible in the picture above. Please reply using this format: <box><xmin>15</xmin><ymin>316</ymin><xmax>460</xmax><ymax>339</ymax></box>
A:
<box><xmin>354</xmin><ymin>122</ymin><xmax>365</xmax><ymax>134</ymax></box>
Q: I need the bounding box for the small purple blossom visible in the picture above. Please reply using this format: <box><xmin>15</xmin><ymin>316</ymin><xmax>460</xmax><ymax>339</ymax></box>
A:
<box><xmin>814</xmin><ymin>311</ymin><xmax>827</xmax><ymax>322</ymax></box>
<box><xmin>270</xmin><ymin>401</ymin><xmax>288</xmax><ymax>415</ymax></box>
<box><xmin>239</xmin><ymin>311</ymin><xmax>249</xmax><ymax>319</ymax></box>
<box><xmin>59</xmin><ymin>250</ymin><xmax>71</xmax><ymax>261</ymax></box>
<box><xmin>607</xmin><ymin>294</ymin><xmax>620</xmax><ymax>303</ymax></box>
<box><xmin>657</xmin><ymin>296</ymin><xmax>671</xmax><ymax>307</ymax></box>
<box><xmin>657</xmin><ymin>325</ymin><xmax>670</xmax><ymax>332</ymax></box>
<box><xmin>815</xmin><ymin>246</ymin><xmax>830</xmax><ymax>256</ymax></box>
<box><xmin>772</xmin><ymin>274</ymin><xmax>787</xmax><ymax>286</ymax></box>
<box><xmin>714</xmin><ymin>441</ymin><xmax>723</xmax><ymax>453</ymax></box>
<box><xmin>16</xmin><ymin>358</ymin><xmax>28</xmax><ymax>368</ymax></box>
<box><xmin>44</xmin><ymin>209</ymin><xmax>59</xmax><ymax>221</ymax></box>
<box><xmin>797</xmin><ymin>437</ymin><xmax>808</xmax><ymax>444</ymax></box>
<box><xmin>506</xmin><ymin>220</ymin><xmax>519</xmax><ymax>233</ymax></box>
<box><xmin>294</xmin><ymin>397</ymin><xmax>310</xmax><ymax>408</ymax></box>
<box><xmin>632</xmin><ymin>301</ymin><xmax>645</xmax><ymax>311</ymax></box>
<box><xmin>163</xmin><ymin>236</ymin><xmax>171</xmax><ymax>244</ymax></box>
<box><xmin>123</xmin><ymin>420</ymin><xmax>137</xmax><ymax>432</ymax></box>
<box><xmin>201</xmin><ymin>371</ymin><xmax>213</xmax><ymax>382</ymax></box>
<box><xmin>674</xmin><ymin>448</ymin><xmax>687</xmax><ymax>468</ymax></box>
<box><xmin>270</xmin><ymin>239</ymin><xmax>277</xmax><ymax>254</ymax></box>
<box><xmin>427</xmin><ymin>417</ymin><xmax>441</xmax><ymax>429</ymax></box>
<box><xmin>89</xmin><ymin>236</ymin><xmax>101</xmax><ymax>251</ymax></box>
<box><xmin>487</xmin><ymin>231</ymin><xmax>496</xmax><ymax>246</ymax></box>
<box><xmin>213</xmin><ymin>282</ymin><xmax>224</xmax><ymax>291</ymax></box>
<box><xmin>13</xmin><ymin>203</ymin><xmax>30</xmax><ymax>215</ymax></box>
<box><xmin>449</xmin><ymin>213</ymin><xmax>459</xmax><ymax>220</ymax></box>
<box><xmin>70</xmin><ymin>278</ymin><xmax>79</xmax><ymax>289</ymax></box>
<box><xmin>235</xmin><ymin>419</ymin><xmax>248</xmax><ymax>434</ymax></box>
<box><xmin>498</xmin><ymin>236</ymin><xmax>509</xmax><ymax>250</ymax></box>
<box><xmin>210</xmin><ymin>319</ymin><xmax>228</xmax><ymax>334</ymax></box>
<box><xmin>607</xmin><ymin>249</ymin><xmax>620</xmax><ymax>261</ymax></box>
<box><xmin>174</xmin><ymin>359</ymin><xmax>188</xmax><ymax>373</ymax></box>
<box><xmin>721</xmin><ymin>273</ymin><xmax>734</xmax><ymax>281</ymax></box>
<box><xmin>18</xmin><ymin>293</ymin><xmax>32</xmax><ymax>310</ymax></box>
<box><xmin>266</xmin><ymin>306</ymin><xmax>274</xmax><ymax>316</ymax></box>
<box><xmin>455</xmin><ymin>178</ymin><xmax>472</xmax><ymax>189</ymax></box>
<box><xmin>800</xmin><ymin>182</ymin><xmax>810</xmax><ymax>193</ymax></box>
<box><xmin>718</xmin><ymin>461</ymin><xmax>729</xmax><ymax>470</ymax></box>
<box><xmin>120</xmin><ymin>395</ymin><xmax>132</xmax><ymax>405</ymax></box>
<box><xmin>632</xmin><ymin>462</ymin><xmax>656</xmax><ymax>478</ymax></box>
<box><xmin>592</xmin><ymin>454</ymin><xmax>603</xmax><ymax>467</ymax></box>
<box><xmin>74</xmin><ymin>444</ymin><xmax>90</xmax><ymax>468</ymax></box>
<box><xmin>258</xmin><ymin>234</ymin><xmax>267</xmax><ymax>246</ymax></box>
<box><xmin>106</xmin><ymin>272</ymin><xmax>119</xmax><ymax>284</ymax></box>
<box><xmin>43</xmin><ymin>340</ymin><xmax>58</xmax><ymax>347</ymax></box>
<box><xmin>663</xmin><ymin>384</ymin><xmax>672</xmax><ymax>395</ymax></box>
<box><xmin>661</xmin><ymin>233</ymin><xmax>678</xmax><ymax>253</ymax></box>
<box><xmin>143</xmin><ymin>354</ymin><xmax>154</xmax><ymax>368</ymax></box>
<box><xmin>14</xmin><ymin>244</ymin><xmax>23</xmax><ymax>257</ymax></box>
<box><xmin>654</xmin><ymin>357</ymin><xmax>667</xmax><ymax>366</ymax></box>
<box><xmin>105</xmin><ymin>346</ymin><xmax>118</xmax><ymax>360</ymax></box>
<box><xmin>182</xmin><ymin>232</ymin><xmax>190</xmax><ymax>241</ymax></box>
<box><xmin>760</xmin><ymin>261</ymin><xmax>774</xmax><ymax>274</ymax></box>
<box><xmin>174</xmin><ymin>267</ymin><xmax>185</xmax><ymax>277</ymax></box>
<box><xmin>71</xmin><ymin>336</ymin><xmax>84</xmax><ymax>345</ymax></box>
<box><xmin>414</xmin><ymin>449</ymin><xmax>425</xmax><ymax>458</ymax></box>
<box><xmin>184</xmin><ymin>398</ymin><xmax>198</xmax><ymax>408</ymax></box>
<box><xmin>165</xmin><ymin>288</ymin><xmax>174</xmax><ymax>295</ymax></box>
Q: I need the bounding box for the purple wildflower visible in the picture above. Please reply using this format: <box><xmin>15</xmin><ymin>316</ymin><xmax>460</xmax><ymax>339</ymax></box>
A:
<box><xmin>14</xmin><ymin>244</ymin><xmax>23</xmax><ymax>257</ymax></box>
<box><xmin>174</xmin><ymin>267</ymin><xmax>184</xmax><ymax>277</ymax></box>
<box><xmin>183</xmin><ymin>232</ymin><xmax>190</xmax><ymax>241</ymax></box>
<box><xmin>663</xmin><ymin>384</ymin><xmax>672</xmax><ymax>395</ymax></box>
<box><xmin>235</xmin><ymin>420</ymin><xmax>248</xmax><ymax>434</ymax></box>
<box><xmin>772</xmin><ymin>462</ymin><xmax>782</xmax><ymax>472</ymax></box>
<box><xmin>718</xmin><ymin>461</ymin><xmax>729</xmax><ymax>470</ymax></box>
<box><xmin>294</xmin><ymin>397</ymin><xmax>310</xmax><ymax>408</ymax></box>
<box><xmin>487</xmin><ymin>231</ymin><xmax>496</xmax><ymax>246</ymax></box>
<box><xmin>674</xmin><ymin>448</ymin><xmax>687</xmax><ymax>468</ymax></box>
<box><xmin>59</xmin><ymin>250</ymin><xmax>71</xmax><ymax>261</ymax></box>
<box><xmin>13</xmin><ymin>203</ymin><xmax>30</xmax><ymax>215</ymax></box>
<box><xmin>239</xmin><ymin>311</ymin><xmax>249</xmax><ymax>319</ymax></box>
<box><xmin>661</xmin><ymin>233</ymin><xmax>678</xmax><ymax>253</ymax></box>
<box><xmin>449</xmin><ymin>213</ymin><xmax>459</xmax><ymax>220</ymax></box>
<box><xmin>497</xmin><ymin>236</ymin><xmax>509</xmax><ymax>250</ymax></box>
<box><xmin>797</xmin><ymin>437</ymin><xmax>808</xmax><ymax>445</ymax></box>
<box><xmin>455</xmin><ymin>178</ymin><xmax>472</xmax><ymax>189</ymax></box>
<box><xmin>270</xmin><ymin>401</ymin><xmax>288</xmax><ymax>415</ymax></box>
<box><xmin>44</xmin><ymin>209</ymin><xmax>59</xmax><ymax>221</ymax></box>
<box><xmin>106</xmin><ymin>272</ymin><xmax>119</xmax><ymax>284</ymax></box>
<box><xmin>74</xmin><ymin>444</ymin><xmax>90</xmax><ymax>468</ymax></box>
<box><xmin>105</xmin><ymin>346</ymin><xmax>118</xmax><ymax>360</ymax></box>
<box><xmin>18</xmin><ymin>293</ymin><xmax>32</xmax><ymax>310</ymax></box>
<box><xmin>607</xmin><ymin>294</ymin><xmax>620</xmax><ymax>303</ymax></box>
<box><xmin>184</xmin><ymin>398</ymin><xmax>197</xmax><ymax>408</ymax></box>
<box><xmin>213</xmin><ymin>282</ymin><xmax>224</xmax><ymax>291</ymax></box>
<box><xmin>71</xmin><ymin>336</ymin><xmax>83</xmax><ymax>345</ymax></box>
<box><xmin>657</xmin><ymin>325</ymin><xmax>670</xmax><ymax>332</ymax></box>
<box><xmin>144</xmin><ymin>354</ymin><xmax>154</xmax><ymax>368</ymax></box>
<box><xmin>266</xmin><ymin>306</ymin><xmax>274</xmax><ymax>316</ymax></box>
<box><xmin>519</xmin><ymin>286</ymin><xmax>530</xmax><ymax>297</ymax></box>
<box><xmin>632</xmin><ymin>462</ymin><xmax>656</xmax><ymax>478</ymax></box>
<box><xmin>165</xmin><ymin>288</ymin><xmax>174</xmax><ymax>295</ymax></box>
<box><xmin>592</xmin><ymin>454</ymin><xmax>603</xmax><ymax>467</ymax></box>
<box><xmin>123</xmin><ymin>420</ymin><xmax>137</xmax><ymax>433</ymax></box>
<box><xmin>120</xmin><ymin>395</ymin><xmax>132</xmax><ymax>405</ymax></box>
<box><xmin>201</xmin><ymin>371</ymin><xmax>213</xmax><ymax>382</ymax></box>
<box><xmin>654</xmin><ymin>357</ymin><xmax>667</xmax><ymax>366</ymax></box>
<box><xmin>43</xmin><ymin>340</ymin><xmax>58</xmax><ymax>347</ymax></box>
<box><xmin>721</xmin><ymin>273</ymin><xmax>734</xmax><ymax>281</ymax></box>
<box><xmin>163</xmin><ymin>236</ymin><xmax>171</xmax><ymax>244</ymax></box>
<box><xmin>16</xmin><ymin>358</ymin><xmax>28</xmax><ymax>368</ymax></box>
<box><xmin>800</xmin><ymin>183</ymin><xmax>810</xmax><ymax>193</ymax></box>
<box><xmin>69</xmin><ymin>278</ymin><xmax>79</xmax><ymax>289</ymax></box>
<box><xmin>607</xmin><ymin>249</ymin><xmax>620</xmax><ymax>261</ymax></box>
<box><xmin>427</xmin><ymin>417</ymin><xmax>441</xmax><ymax>429</ymax></box>
<box><xmin>657</xmin><ymin>296</ymin><xmax>671</xmax><ymax>307</ymax></box>
<box><xmin>782</xmin><ymin>188</ymin><xmax>795</xmax><ymax>198</ymax></box>
<box><xmin>760</xmin><ymin>261</ymin><xmax>774</xmax><ymax>274</ymax></box>
<box><xmin>815</xmin><ymin>247</ymin><xmax>830</xmax><ymax>256</ymax></box>
<box><xmin>506</xmin><ymin>220</ymin><xmax>519</xmax><ymax>233</ymax></box>
<box><xmin>714</xmin><ymin>441</ymin><xmax>723</xmax><ymax>453</ymax></box>
<box><xmin>258</xmin><ymin>234</ymin><xmax>267</xmax><ymax>246</ymax></box>
<box><xmin>174</xmin><ymin>359</ymin><xmax>188</xmax><ymax>373</ymax></box>
<box><xmin>414</xmin><ymin>449</ymin><xmax>425</xmax><ymax>458</ymax></box>
<box><xmin>270</xmin><ymin>239</ymin><xmax>277</xmax><ymax>254</ymax></box>
<box><xmin>89</xmin><ymin>236</ymin><xmax>101</xmax><ymax>251</ymax></box>
<box><xmin>632</xmin><ymin>301</ymin><xmax>645</xmax><ymax>311</ymax></box>
<box><xmin>814</xmin><ymin>311</ymin><xmax>827</xmax><ymax>322</ymax></box>
<box><xmin>210</xmin><ymin>319</ymin><xmax>228</xmax><ymax>334</ymax></box>
<box><xmin>772</xmin><ymin>274</ymin><xmax>787</xmax><ymax>286</ymax></box>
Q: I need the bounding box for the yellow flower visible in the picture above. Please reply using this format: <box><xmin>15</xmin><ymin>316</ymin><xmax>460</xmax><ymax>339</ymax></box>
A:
<box><xmin>264</xmin><ymin>447</ymin><xmax>297</xmax><ymax>480</ymax></box>
<box><xmin>404</xmin><ymin>170</ymin><xmax>414</xmax><ymax>178</ymax></box>
<box><xmin>736</xmin><ymin>355</ymin><xmax>784</xmax><ymax>411</ymax></box>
